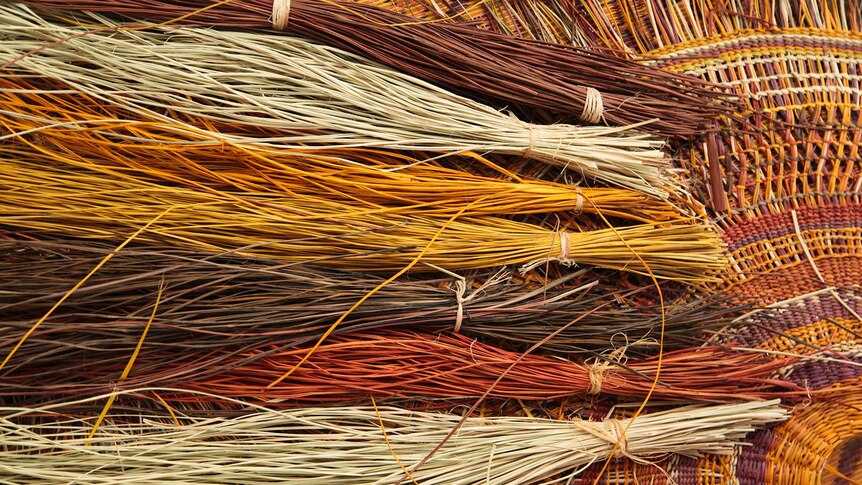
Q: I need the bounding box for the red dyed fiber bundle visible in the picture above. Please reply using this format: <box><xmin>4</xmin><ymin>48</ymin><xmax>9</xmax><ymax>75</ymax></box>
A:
<box><xmin>2</xmin><ymin>330</ymin><xmax>806</xmax><ymax>404</ymax></box>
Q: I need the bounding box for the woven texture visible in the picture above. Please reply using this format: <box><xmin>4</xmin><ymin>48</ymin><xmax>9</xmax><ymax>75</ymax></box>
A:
<box><xmin>355</xmin><ymin>1</ymin><xmax>862</xmax><ymax>482</ymax></box>
<box><xmin>627</xmin><ymin>6</ymin><xmax>862</xmax><ymax>483</ymax></box>
<box><xmin>608</xmin><ymin>13</ymin><xmax>862</xmax><ymax>483</ymax></box>
<box><xmin>0</xmin><ymin>0</ymin><xmax>860</xmax><ymax>483</ymax></box>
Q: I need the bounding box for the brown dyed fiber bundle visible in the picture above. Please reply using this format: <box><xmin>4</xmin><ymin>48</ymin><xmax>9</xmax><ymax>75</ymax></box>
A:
<box><xmin>15</xmin><ymin>0</ymin><xmax>735</xmax><ymax>137</ymax></box>
<box><xmin>0</xmin><ymin>237</ymin><xmax>734</xmax><ymax>358</ymax></box>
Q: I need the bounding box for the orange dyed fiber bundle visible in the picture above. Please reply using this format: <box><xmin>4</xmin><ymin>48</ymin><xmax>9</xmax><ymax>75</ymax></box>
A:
<box><xmin>1</xmin><ymin>330</ymin><xmax>807</xmax><ymax>404</ymax></box>
<box><xmin>0</xmin><ymin>76</ymin><xmax>686</xmax><ymax>225</ymax></box>
<box><xmin>0</xmin><ymin>12</ymin><xmax>674</xmax><ymax>197</ymax></box>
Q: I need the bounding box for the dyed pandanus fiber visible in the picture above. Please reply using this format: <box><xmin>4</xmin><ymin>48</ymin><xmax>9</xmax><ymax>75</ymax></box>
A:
<box><xmin>0</xmin><ymin>394</ymin><xmax>788</xmax><ymax>485</ymax></box>
<box><xmin>356</xmin><ymin>0</ymin><xmax>649</xmax><ymax>49</ymax></box>
<box><xmin>0</xmin><ymin>3</ymin><xmax>678</xmax><ymax>197</ymax></box>
<box><xmin>0</xmin><ymin>79</ymin><xmax>689</xmax><ymax>224</ymax></box>
<box><xmin>11</xmin><ymin>1</ymin><xmax>735</xmax><ymax>138</ymax></box>
<box><xmin>0</xmin><ymin>238</ymin><xmax>736</xmax><ymax>358</ymax></box>
<box><xmin>0</xmin><ymin>329</ymin><xmax>807</xmax><ymax>403</ymax></box>
<box><xmin>0</xmin><ymin>143</ymin><xmax>725</xmax><ymax>280</ymax></box>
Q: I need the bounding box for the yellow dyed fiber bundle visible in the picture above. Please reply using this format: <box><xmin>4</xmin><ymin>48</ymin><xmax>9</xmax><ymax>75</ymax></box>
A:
<box><xmin>1</xmin><ymin>150</ymin><xmax>723</xmax><ymax>281</ymax></box>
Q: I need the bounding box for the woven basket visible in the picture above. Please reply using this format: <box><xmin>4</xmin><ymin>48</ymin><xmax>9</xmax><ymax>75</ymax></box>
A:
<box><xmin>352</xmin><ymin>1</ymin><xmax>862</xmax><ymax>482</ymax></box>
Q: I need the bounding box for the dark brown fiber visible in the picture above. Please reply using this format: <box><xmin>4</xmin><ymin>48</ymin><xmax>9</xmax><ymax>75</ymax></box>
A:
<box><xmin>21</xmin><ymin>0</ymin><xmax>736</xmax><ymax>137</ymax></box>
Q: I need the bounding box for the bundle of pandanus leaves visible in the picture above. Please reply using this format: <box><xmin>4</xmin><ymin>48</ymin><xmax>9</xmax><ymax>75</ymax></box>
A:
<box><xmin>2</xmin><ymin>1</ymin><xmax>859</xmax><ymax>483</ymax></box>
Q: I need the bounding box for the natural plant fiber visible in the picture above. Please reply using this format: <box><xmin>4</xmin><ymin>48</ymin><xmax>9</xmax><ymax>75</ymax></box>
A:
<box><xmin>317</xmin><ymin>0</ymin><xmax>862</xmax><ymax>295</ymax></box>
<box><xmin>0</xmin><ymin>77</ymin><xmax>690</xmax><ymax>224</ymax></box>
<box><xmin>419</xmin><ymin>1</ymin><xmax>862</xmax><ymax>482</ymax></box>
<box><xmin>0</xmin><ymin>237</ymin><xmax>734</xmax><ymax>358</ymax></box>
<box><xmin>356</xmin><ymin>0</ymin><xmax>862</xmax><ymax>54</ymax></box>
<box><xmin>0</xmin><ymin>149</ymin><xmax>724</xmax><ymax>280</ymax></box>
<box><xmin>2</xmin><ymin>2</ymin><xmax>857</xmax><ymax>484</ymax></box>
<box><xmin>0</xmin><ymin>390</ymin><xmax>788</xmax><ymax>484</ymax></box>
<box><xmin>570</xmin><ymin>288</ymin><xmax>862</xmax><ymax>484</ymax></box>
<box><xmin>11</xmin><ymin>0</ymin><xmax>736</xmax><ymax>138</ymax></box>
<box><xmin>705</xmin><ymin>287</ymin><xmax>862</xmax><ymax>427</ymax></box>
<box><xmin>343</xmin><ymin>0</ymin><xmax>862</xmax><ymax>224</ymax></box>
<box><xmin>578</xmin><ymin>377</ymin><xmax>862</xmax><ymax>485</ymax></box>
<box><xmin>645</xmin><ymin>26</ymin><xmax>862</xmax><ymax>224</ymax></box>
<box><xmin>761</xmin><ymin>390</ymin><xmax>862</xmax><ymax>485</ymax></box>
<box><xmin>0</xmin><ymin>3</ymin><xmax>676</xmax><ymax>196</ymax></box>
<box><xmin>324</xmin><ymin>1</ymin><xmax>862</xmax><ymax>483</ymax></box>
<box><xmin>0</xmin><ymin>327</ymin><xmax>806</xmax><ymax>404</ymax></box>
<box><xmin>355</xmin><ymin>0</ymin><xmax>638</xmax><ymax>48</ymax></box>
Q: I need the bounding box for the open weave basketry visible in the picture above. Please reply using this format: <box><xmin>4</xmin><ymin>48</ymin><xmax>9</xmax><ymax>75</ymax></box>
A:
<box><xmin>356</xmin><ymin>1</ymin><xmax>862</xmax><ymax>482</ymax></box>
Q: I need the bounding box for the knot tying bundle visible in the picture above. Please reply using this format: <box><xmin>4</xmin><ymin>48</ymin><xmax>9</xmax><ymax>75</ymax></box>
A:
<box><xmin>271</xmin><ymin>0</ymin><xmax>290</xmax><ymax>30</ymax></box>
<box><xmin>582</xmin><ymin>87</ymin><xmax>604</xmax><ymax>124</ymax></box>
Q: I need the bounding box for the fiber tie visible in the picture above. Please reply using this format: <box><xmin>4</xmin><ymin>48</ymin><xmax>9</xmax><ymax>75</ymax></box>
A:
<box><xmin>520</xmin><ymin>230</ymin><xmax>572</xmax><ymax>272</ymax></box>
<box><xmin>586</xmin><ymin>359</ymin><xmax>607</xmax><ymax>395</ymax></box>
<box><xmin>574</xmin><ymin>189</ymin><xmax>584</xmax><ymax>214</ymax></box>
<box><xmin>272</xmin><ymin>0</ymin><xmax>291</xmax><ymax>31</ymax></box>
<box><xmin>571</xmin><ymin>417</ymin><xmax>633</xmax><ymax>460</ymax></box>
<box><xmin>453</xmin><ymin>279</ymin><xmax>466</xmax><ymax>333</ymax></box>
<box><xmin>558</xmin><ymin>231</ymin><xmax>570</xmax><ymax>261</ymax></box>
<box><xmin>524</xmin><ymin>125</ymin><xmax>537</xmax><ymax>160</ymax></box>
<box><xmin>508</xmin><ymin>112</ymin><xmax>541</xmax><ymax>160</ymax></box>
<box><xmin>585</xmin><ymin>344</ymin><xmax>630</xmax><ymax>395</ymax></box>
<box><xmin>451</xmin><ymin>279</ymin><xmax>484</xmax><ymax>333</ymax></box>
<box><xmin>581</xmin><ymin>87</ymin><xmax>604</xmax><ymax>124</ymax></box>
<box><xmin>605</xmin><ymin>418</ymin><xmax>630</xmax><ymax>458</ymax></box>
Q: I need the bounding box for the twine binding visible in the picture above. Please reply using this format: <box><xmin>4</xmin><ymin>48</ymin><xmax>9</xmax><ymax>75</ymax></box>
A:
<box><xmin>272</xmin><ymin>0</ymin><xmax>290</xmax><ymax>31</ymax></box>
<box><xmin>581</xmin><ymin>87</ymin><xmax>604</xmax><ymax>124</ymax></box>
<box><xmin>453</xmin><ymin>279</ymin><xmax>466</xmax><ymax>333</ymax></box>
<box><xmin>559</xmin><ymin>231</ymin><xmax>570</xmax><ymax>261</ymax></box>
<box><xmin>586</xmin><ymin>344</ymin><xmax>632</xmax><ymax>395</ymax></box>
<box><xmin>605</xmin><ymin>419</ymin><xmax>630</xmax><ymax>459</ymax></box>
<box><xmin>587</xmin><ymin>360</ymin><xmax>607</xmax><ymax>395</ymax></box>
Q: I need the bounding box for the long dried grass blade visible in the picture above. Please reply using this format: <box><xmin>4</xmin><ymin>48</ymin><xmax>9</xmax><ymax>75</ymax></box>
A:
<box><xmin>0</xmin><ymin>153</ymin><xmax>724</xmax><ymax>280</ymax></box>
<box><xmin>0</xmin><ymin>3</ymin><xmax>675</xmax><ymax>196</ymax></box>
<box><xmin>0</xmin><ymin>391</ymin><xmax>788</xmax><ymax>484</ymax></box>
<box><xmin>13</xmin><ymin>0</ymin><xmax>736</xmax><ymax>138</ymax></box>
